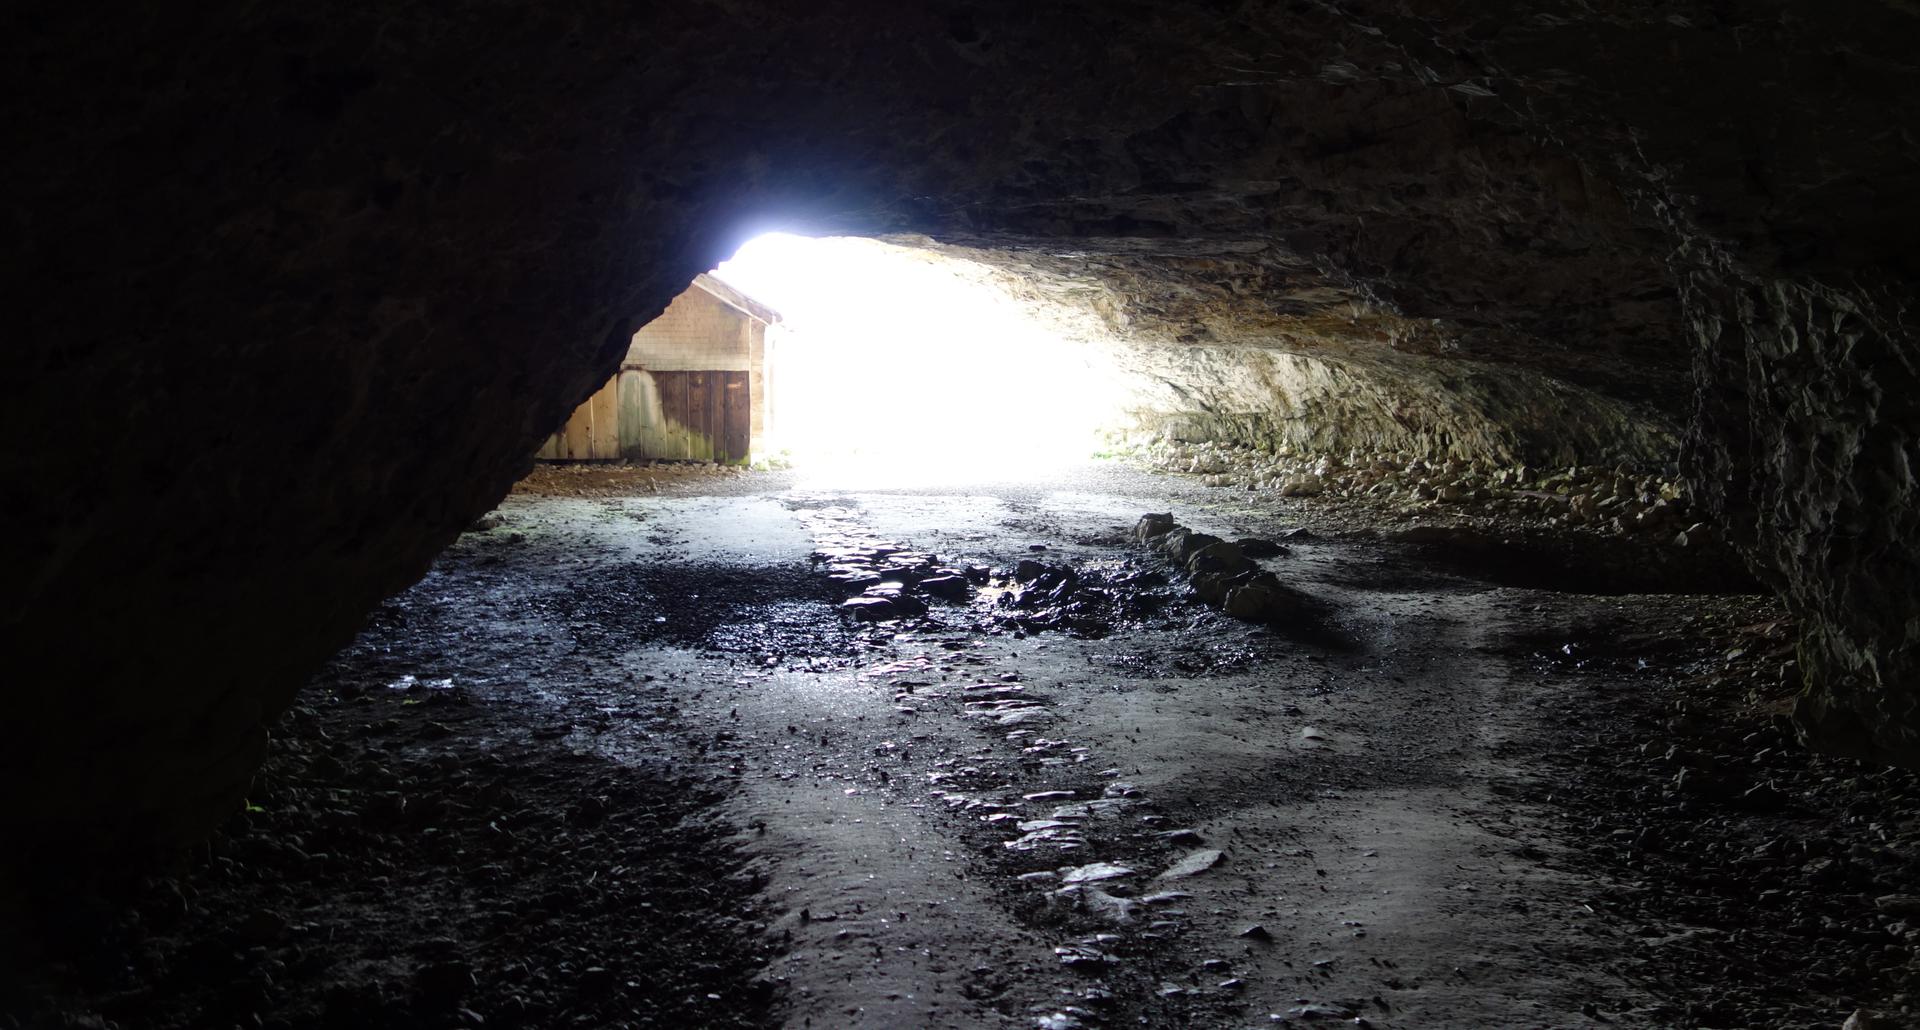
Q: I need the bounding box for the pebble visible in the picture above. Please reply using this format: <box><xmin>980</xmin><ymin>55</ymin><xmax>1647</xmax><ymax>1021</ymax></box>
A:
<box><xmin>1279</xmin><ymin>1003</ymin><xmax>1356</xmax><ymax>1020</ymax></box>
<box><xmin>1054</xmin><ymin>943</ymin><xmax>1111</xmax><ymax>968</ymax></box>
<box><xmin>1060</xmin><ymin>862</ymin><xmax>1135</xmax><ymax>884</ymax></box>
<box><xmin>1051</xmin><ymin>884</ymin><xmax>1140</xmax><ymax>923</ymax></box>
<box><xmin>1280</xmin><ymin>474</ymin><xmax>1325</xmax><ymax>497</ymax></box>
<box><xmin>1157</xmin><ymin>849</ymin><xmax>1226</xmax><ymax>879</ymax></box>
<box><xmin>1873</xmin><ymin>895</ymin><xmax>1920</xmax><ymax>916</ymax></box>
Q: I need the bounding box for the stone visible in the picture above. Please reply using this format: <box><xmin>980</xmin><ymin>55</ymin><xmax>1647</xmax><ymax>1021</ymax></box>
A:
<box><xmin>1283</xmin><ymin>1003</ymin><xmax>1357</xmax><ymax>1020</ymax></box>
<box><xmin>1166</xmin><ymin>531</ymin><xmax>1222</xmax><ymax>566</ymax></box>
<box><xmin>1233</xmin><ymin>537</ymin><xmax>1288</xmax><ymax>559</ymax></box>
<box><xmin>1060</xmin><ymin>862</ymin><xmax>1135</xmax><ymax>885</ymax></box>
<box><xmin>1134</xmin><ymin>513</ymin><xmax>1176</xmax><ymax>543</ymax></box>
<box><xmin>917</xmin><ymin>575</ymin><xmax>970</xmax><ymax>600</ymax></box>
<box><xmin>993</xmin><ymin>708</ymin><xmax>1055</xmax><ymax>727</ymax></box>
<box><xmin>841</xmin><ymin>596</ymin><xmax>921</xmax><ymax>621</ymax></box>
<box><xmin>1185</xmin><ymin>541</ymin><xmax>1256</xmax><ymax>579</ymax></box>
<box><xmin>1050</xmin><ymin>884</ymin><xmax>1140</xmax><ymax>923</ymax></box>
<box><xmin>1140</xmin><ymin>891</ymin><xmax>1192</xmax><ymax>906</ymax></box>
<box><xmin>1222</xmin><ymin>579</ymin><xmax>1307</xmax><ymax>624</ymax></box>
<box><xmin>1157</xmin><ymin>849</ymin><xmax>1225</xmax><ymax>879</ymax></box>
<box><xmin>829</xmin><ymin>570</ymin><xmax>883</xmax><ymax>591</ymax></box>
<box><xmin>1135</xmin><ymin>514</ymin><xmax>1315</xmax><ymax>626</ymax></box>
<box><xmin>1004</xmin><ymin>826</ymin><xmax>1088</xmax><ymax>853</ymax></box>
<box><xmin>1053</xmin><ymin>944</ymin><xmax>1110</xmax><ymax>969</ymax></box>
<box><xmin>1872</xmin><ymin>895</ymin><xmax>1920</xmax><ymax>917</ymax></box>
<box><xmin>1280</xmin><ymin>474</ymin><xmax>1326</xmax><ymax>498</ymax></box>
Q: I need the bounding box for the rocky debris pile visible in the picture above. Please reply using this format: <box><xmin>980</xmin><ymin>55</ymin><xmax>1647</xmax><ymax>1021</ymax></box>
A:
<box><xmin>1516</xmin><ymin>598</ymin><xmax>1920</xmax><ymax>1028</ymax></box>
<box><xmin>982</xmin><ymin>558</ymin><xmax>1180</xmax><ymax>639</ymax></box>
<box><xmin>798</xmin><ymin>503</ymin><xmax>1208</xmax><ymax>639</ymax></box>
<box><xmin>960</xmin><ymin>680</ymin><xmax>1059</xmax><ymax>732</ymax></box>
<box><xmin>1140</xmin><ymin>440</ymin><xmax>1713</xmax><ymax>545</ymax></box>
<box><xmin>1132</xmin><ymin>513</ymin><xmax>1314</xmax><ymax>626</ymax></box>
<box><xmin>797</xmin><ymin>506</ymin><xmax>982</xmax><ymax>621</ymax></box>
<box><xmin>927</xmin><ymin>676</ymin><xmax>1234</xmax><ymax>1006</ymax></box>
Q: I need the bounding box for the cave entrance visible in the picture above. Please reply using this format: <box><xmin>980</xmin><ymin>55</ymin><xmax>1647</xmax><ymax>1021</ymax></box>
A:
<box><xmin>537</xmin><ymin>273</ymin><xmax>778</xmax><ymax>464</ymax></box>
<box><xmin>710</xmin><ymin>233</ymin><xmax>1126</xmax><ymax>485</ymax></box>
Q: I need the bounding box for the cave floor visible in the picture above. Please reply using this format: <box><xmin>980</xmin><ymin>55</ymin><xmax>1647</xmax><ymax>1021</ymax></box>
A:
<box><xmin>21</xmin><ymin>462</ymin><xmax>1920</xmax><ymax>1030</ymax></box>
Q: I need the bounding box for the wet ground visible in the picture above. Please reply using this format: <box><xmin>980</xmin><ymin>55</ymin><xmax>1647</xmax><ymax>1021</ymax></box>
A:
<box><xmin>12</xmin><ymin>462</ymin><xmax>1920</xmax><ymax>1029</ymax></box>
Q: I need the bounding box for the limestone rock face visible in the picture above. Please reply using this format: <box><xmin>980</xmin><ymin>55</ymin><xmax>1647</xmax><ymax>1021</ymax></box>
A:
<box><xmin>1685</xmin><ymin>271</ymin><xmax>1920</xmax><ymax>765</ymax></box>
<box><xmin>5</xmin><ymin>0</ymin><xmax>1917</xmax><ymax>869</ymax></box>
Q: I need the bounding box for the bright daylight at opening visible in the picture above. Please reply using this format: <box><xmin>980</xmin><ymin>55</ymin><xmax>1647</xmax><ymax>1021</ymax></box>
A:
<box><xmin>713</xmin><ymin>233</ymin><xmax>1128</xmax><ymax>484</ymax></box>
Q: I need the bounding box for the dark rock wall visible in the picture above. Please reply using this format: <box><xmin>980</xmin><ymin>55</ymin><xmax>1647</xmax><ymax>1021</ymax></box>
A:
<box><xmin>1401</xmin><ymin>0</ymin><xmax>1920</xmax><ymax>764</ymax></box>
<box><xmin>1685</xmin><ymin>266</ymin><xmax>1919</xmax><ymax>765</ymax></box>
<box><xmin>4</xmin><ymin>4</ymin><xmax>739</xmax><ymax>867</ymax></box>
<box><xmin>5</xmin><ymin>1</ymin><xmax>1916</xmax><ymax>871</ymax></box>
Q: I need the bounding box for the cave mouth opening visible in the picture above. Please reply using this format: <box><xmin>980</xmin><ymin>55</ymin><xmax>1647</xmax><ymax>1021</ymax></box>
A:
<box><xmin>710</xmin><ymin>232</ymin><xmax>1130</xmax><ymax>486</ymax></box>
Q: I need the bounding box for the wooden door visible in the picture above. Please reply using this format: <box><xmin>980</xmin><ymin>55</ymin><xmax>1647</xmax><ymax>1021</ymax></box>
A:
<box><xmin>722</xmin><ymin>373</ymin><xmax>750</xmax><ymax>462</ymax></box>
<box><xmin>649</xmin><ymin>370</ymin><xmax>750</xmax><ymax>463</ymax></box>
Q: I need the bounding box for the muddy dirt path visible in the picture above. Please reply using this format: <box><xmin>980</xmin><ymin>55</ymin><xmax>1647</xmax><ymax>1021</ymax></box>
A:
<box><xmin>19</xmin><ymin>464</ymin><xmax>1919</xmax><ymax>1030</ymax></box>
<box><xmin>427</xmin><ymin>470</ymin><xmax>1679</xmax><ymax>1028</ymax></box>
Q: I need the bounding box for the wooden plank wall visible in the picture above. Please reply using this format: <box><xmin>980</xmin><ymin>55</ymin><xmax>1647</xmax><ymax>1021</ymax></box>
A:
<box><xmin>534</xmin><ymin>376</ymin><xmax>622</xmax><ymax>460</ymax></box>
<box><xmin>538</xmin><ymin>369</ymin><xmax>751</xmax><ymax>463</ymax></box>
<box><xmin>616</xmin><ymin>370</ymin><xmax>651</xmax><ymax>455</ymax></box>
<box><xmin>723</xmin><ymin>374</ymin><xmax>750</xmax><ymax>461</ymax></box>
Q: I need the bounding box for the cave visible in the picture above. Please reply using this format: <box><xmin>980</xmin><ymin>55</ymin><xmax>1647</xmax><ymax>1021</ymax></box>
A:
<box><xmin>6</xmin><ymin>3</ymin><xmax>1918</xmax><ymax>1028</ymax></box>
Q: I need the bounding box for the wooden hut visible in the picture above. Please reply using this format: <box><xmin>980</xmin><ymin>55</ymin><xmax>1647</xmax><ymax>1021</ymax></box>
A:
<box><xmin>537</xmin><ymin>274</ymin><xmax>780</xmax><ymax>464</ymax></box>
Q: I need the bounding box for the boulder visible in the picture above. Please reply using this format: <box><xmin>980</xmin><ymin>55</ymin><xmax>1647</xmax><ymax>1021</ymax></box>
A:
<box><xmin>1165</xmin><ymin>531</ymin><xmax>1222</xmax><ymax>566</ymax></box>
<box><xmin>1223</xmin><ymin>579</ymin><xmax>1309</xmax><ymax>623</ymax></box>
<box><xmin>1279</xmin><ymin>474</ymin><xmax>1325</xmax><ymax>498</ymax></box>
<box><xmin>1185</xmin><ymin>541</ymin><xmax>1256</xmax><ymax>579</ymax></box>
<box><xmin>1134</xmin><ymin>512</ymin><xmax>1177</xmax><ymax>543</ymax></box>
<box><xmin>918</xmin><ymin>575</ymin><xmax>971</xmax><ymax>600</ymax></box>
<box><xmin>1234</xmin><ymin>537</ymin><xmax>1289</xmax><ymax>559</ymax></box>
